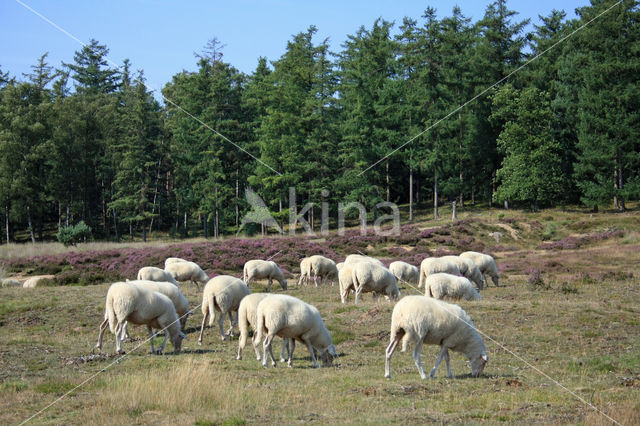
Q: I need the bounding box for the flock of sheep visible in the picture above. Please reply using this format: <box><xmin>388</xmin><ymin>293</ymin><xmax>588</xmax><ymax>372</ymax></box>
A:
<box><xmin>94</xmin><ymin>250</ymin><xmax>500</xmax><ymax>379</ymax></box>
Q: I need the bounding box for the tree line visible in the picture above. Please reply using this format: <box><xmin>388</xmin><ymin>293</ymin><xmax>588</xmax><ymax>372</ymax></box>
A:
<box><xmin>0</xmin><ymin>0</ymin><xmax>638</xmax><ymax>243</ymax></box>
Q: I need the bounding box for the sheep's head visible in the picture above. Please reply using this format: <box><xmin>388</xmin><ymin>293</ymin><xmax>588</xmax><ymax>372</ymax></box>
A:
<box><xmin>281</xmin><ymin>278</ymin><xmax>288</xmax><ymax>290</ymax></box>
<box><xmin>172</xmin><ymin>332</ymin><xmax>186</xmax><ymax>354</ymax></box>
<box><xmin>470</xmin><ymin>353</ymin><xmax>488</xmax><ymax>377</ymax></box>
<box><xmin>319</xmin><ymin>345</ymin><xmax>336</xmax><ymax>367</ymax></box>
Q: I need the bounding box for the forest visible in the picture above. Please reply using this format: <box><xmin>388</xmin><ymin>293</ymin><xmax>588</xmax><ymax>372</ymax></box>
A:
<box><xmin>0</xmin><ymin>0</ymin><xmax>638</xmax><ymax>243</ymax></box>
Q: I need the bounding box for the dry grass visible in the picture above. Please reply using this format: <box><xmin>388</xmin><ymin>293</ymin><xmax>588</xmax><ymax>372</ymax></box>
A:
<box><xmin>0</xmin><ymin>207</ymin><xmax>639</xmax><ymax>424</ymax></box>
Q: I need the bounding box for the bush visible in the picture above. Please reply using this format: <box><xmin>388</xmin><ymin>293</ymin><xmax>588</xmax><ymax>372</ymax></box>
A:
<box><xmin>56</xmin><ymin>221</ymin><xmax>92</xmax><ymax>247</ymax></box>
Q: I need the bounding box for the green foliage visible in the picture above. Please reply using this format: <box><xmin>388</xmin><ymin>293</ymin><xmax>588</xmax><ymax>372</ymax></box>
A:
<box><xmin>56</xmin><ymin>221</ymin><xmax>92</xmax><ymax>246</ymax></box>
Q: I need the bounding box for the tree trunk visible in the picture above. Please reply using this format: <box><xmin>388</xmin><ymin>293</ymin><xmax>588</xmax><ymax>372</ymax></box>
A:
<box><xmin>112</xmin><ymin>209</ymin><xmax>119</xmax><ymax>243</ymax></box>
<box><xmin>142</xmin><ymin>223</ymin><xmax>147</xmax><ymax>242</ymax></box>
<box><xmin>58</xmin><ymin>202</ymin><xmax>62</xmax><ymax>229</ymax></box>
<box><xmin>184</xmin><ymin>211</ymin><xmax>188</xmax><ymax>237</ymax></box>
<box><xmin>27</xmin><ymin>205</ymin><xmax>35</xmax><ymax>244</ymax></box>
<box><xmin>452</xmin><ymin>201</ymin><xmax>457</xmax><ymax>221</ymax></box>
<box><xmin>433</xmin><ymin>171</ymin><xmax>439</xmax><ymax>220</ymax></box>
<box><xmin>386</xmin><ymin>159</ymin><xmax>390</xmax><ymax>203</ymax></box>
<box><xmin>215</xmin><ymin>208</ymin><xmax>219</xmax><ymax>238</ymax></box>
<box><xmin>409</xmin><ymin>165</ymin><xmax>414</xmax><ymax>222</ymax></box>
<box><xmin>235</xmin><ymin>168</ymin><xmax>239</xmax><ymax>228</ymax></box>
<box><xmin>203</xmin><ymin>216</ymin><xmax>208</xmax><ymax>239</ymax></box>
<box><xmin>66</xmin><ymin>204</ymin><xmax>70</xmax><ymax>227</ymax></box>
<box><xmin>5</xmin><ymin>205</ymin><xmax>9</xmax><ymax>244</ymax></box>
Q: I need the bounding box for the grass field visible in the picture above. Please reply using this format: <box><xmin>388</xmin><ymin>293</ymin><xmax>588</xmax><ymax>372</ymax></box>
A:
<box><xmin>1</xmin><ymin>206</ymin><xmax>639</xmax><ymax>424</ymax></box>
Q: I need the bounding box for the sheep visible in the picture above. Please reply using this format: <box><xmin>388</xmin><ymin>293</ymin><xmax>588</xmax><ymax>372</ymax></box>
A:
<box><xmin>236</xmin><ymin>293</ymin><xmax>290</xmax><ymax>362</ymax></box>
<box><xmin>297</xmin><ymin>257</ymin><xmax>311</xmax><ymax>286</ymax></box>
<box><xmin>389</xmin><ymin>261</ymin><xmax>419</xmax><ymax>286</ymax></box>
<box><xmin>255</xmin><ymin>294</ymin><xmax>336</xmax><ymax>368</ymax></box>
<box><xmin>338</xmin><ymin>262</ymin><xmax>358</xmax><ymax>304</ymax></box>
<box><xmin>165</xmin><ymin>260</ymin><xmax>209</xmax><ymax>291</ymax></box>
<box><xmin>336</xmin><ymin>262</ymin><xmax>345</xmax><ymax>273</ymax></box>
<box><xmin>351</xmin><ymin>262</ymin><xmax>400</xmax><ymax>304</ymax></box>
<box><xmin>418</xmin><ymin>257</ymin><xmax>461</xmax><ymax>289</ymax></box>
<box><xmin>344</xmin><ymin>254</ymin><xmax>385</xmax><ymax>267</ymax></box>
<box><xmin>164</xmin><ymin>257</ymin><xmax>188</xmax><ymax>268</ymax></box>
<box><xmin>137</xmin><ymin>266</ymin><xmax>180</xmax><ymax>287</ymax></box>
<box><xmin>424</xmin><ymin>273</ymin><xmax>482</xmax><ymax>301</ymax></box>
<box><xmin>384</xmin><ymin>295</ymin><xmax>488</xmax><ymax>380</ymax></box>
<box><xmin>438</xmin><ymin>256</ymin><xmax>484</xmax><ymax>290</ymax></box>
<box><xmin>243</xmin><ymin>260</ymin><xmax>287</xmax><ymax>292</ymax></box>
<box><xmin>125</xmin><ymin>280</ymin><xmax>190</xmax><ymax>329</ymax></box>
<box><xmin>198</xmin><ymin>275</ymin><xmax>251</xmax><ymax>344</ymax></box>
<box><xmin>1</xmin><ymin>278</ymin><xmax>21</xmax><ymax>288</ymax></box>
<box><xmin>309</xmin><ymin>255</ymin><xmax>339</xmax><ymax>287</ymax></box>
<box><xmin>460</xmin><ymin>251</ymin><xmax>500</xmax><ymax>287</ymax></box>
<box><xmin>95</xmin><ymin>282</ymin><xmax>185</xmax><ymax>355</ymax></box>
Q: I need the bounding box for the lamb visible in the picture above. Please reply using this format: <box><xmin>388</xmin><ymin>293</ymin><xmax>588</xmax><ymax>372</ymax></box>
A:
<box><xmin>351</xmin><ymin>262</ymin><xmax>400</xmax><ymax>304</ymax></box>
<box><xmin>95</xmin><ymin>282</ymin><xmax>185</xmax><ymax>354</ymax></box>
<box><xmin>344</xmin><ymin>254</ymin><xmax>385</xmax><ymax>267</ymax></box>
<box><xmin>255</xmin><ymin>294</ymin><xmax>336</xmax><ymax>368</ymax></box>
<box><xmin>384</xmin><ymin>295</ymin><xmax>488</xmax><ymax>380</ymax></box>
<box><xmin>418</xmin><ymin>257</ymin><xmax>461</xmax><ymax>289</ymax></box>
<box><xmin>438</xmin><ymin>256</ymin><xmax>484</xmax><ymax>290</ymax></box>
<box><xmin>389</xmin><ymin>261</ymin><xmax>419</xmax><ymax>286</ymax></box>
<box><xmin>424</xmin><ymin>273</ymin><xmax>482</xmax><ymax>301</ymax></box>
<box><xmin>309</xmin><ymin>255</ymin><xmax>339</xmax><ymax>287</ymax></box>
<box><xmin>297</xmin><ymin>257</ymin><xmax>311</xmax><ymax>286</ymax></box>
<box><xmin>198</xmin><ymin>275</ymin><xmax>251</xmax><ymax>344</ymax></box>
<box><xmin>165</xmin><ymin>260</ymin><xmax>209</xmax><ymax>291</ymax></box>
<box><xmin>236</xmin><ymin>293</ymin><xmax>290</xmax><ymax>362</ymax></box>
<box><xmin>243</xmin><ymin>259</ymin><xmax>287</xmax><ymax>292</ymax></box>
<box><xmin>460</xmin><ymin>251</ymin><xmax>500</xmax><ymax>287</ymax></box>
<box><xmin>137</xmin><ymin>266</ymin><xmax>180</xmax><ymax>287</ymax></box>
<box><xmin>164</xmin><ymin>257</ymin><xmax>189</xmax><ymax>268</ymax></box>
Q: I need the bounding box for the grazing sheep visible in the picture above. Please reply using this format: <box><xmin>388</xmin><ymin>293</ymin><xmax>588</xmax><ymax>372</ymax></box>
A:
<box><xmin>237</xmin><ymin>293</ymin><xmax>290</xmax><ymax>362</ymax></box>
<box><xmin>438</xmin><ymin>256</ymin><xmax>484</xmax><ymax>290</ymax></box>
<box><xmin>309</xmin><ymin>255</ymin><xmax>339</xmax><ymax>287</ymax></box>
<box><xmin>165</xmin><ymin>260</ymin><xmax>209</xmax><ymax>291</ymax></box>
<box><xmin>243</xmin><ymin>260</ymin><xmax>287</xmax><ymax>292</ymax></box>
<box><xmin>198</xmin><ymin>275</ymin><xmax>251</xmax><ymax>344</ymax></box>
<box><xmin>460</xmin><ymin>251</ymin><xmax>500</xmax><ymax>287</ymax></box>
<box><xmin>297</xmin><ymin>257</ymin><xmax>311</xmax><ymax>286</ymax></box>
<box><xmin>424</xmin><ymin>273</ymin><xmax>481</xmax><ymax>301</ymax></box>
<box><xmin>344</xmin><ymin>254</ymin><xmax>385</xmax><ymax>267</ymax></box>
<box><xmin>137</xmin><ymin>266</ymin><xmax>179</xmax><ymax>287</ymax></box>
<box><xmin>351</xmin><ymin>262</ymin><xmax>400</xmax><ymax>304</ymax></box>
<box><xmin>389</xmin><ymin>261</ymin><xmax>419</xmax><ymax>286</ymax></box>
<box><xmin>164</xmin><ymin>257</ymin><xmax>188</xmax><ymax>268</ymax></box>
<box><xmin>95</xmin><ymin>282</ymin><xmax>185</xmax><ymax>354</ymax></box>
<box><xmin>385</xmin><ymin>295</ymin><xmax>488</xmax><ymax>380</ymax></box>
<box><xmin>255</xmin><ymin>294</ymin><xmax>335</xmax><ymax>368</ymax></box>
<box><xmin>338</xmin><ymin>262</ymin><xmax>358</xmax><ymax>304</ymax></box>
<box><xmin>418</xmin><ymin>257</ymin><xmax>461</xmax><ymax>289</ymax></box>
<box><xmin>125</xmin><ymin>280</ymin><xmax>190</xmax><ymax>329</ymax></box>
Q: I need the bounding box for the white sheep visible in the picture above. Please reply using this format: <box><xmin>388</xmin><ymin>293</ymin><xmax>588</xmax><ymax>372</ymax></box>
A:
<box><xmin>164</xmin><ymin>257</ymin><xmax>188</xmax><ymax>268</ymax></box>
<box><xmin>236</xmin><ymin>293</ymin><xmax>290</xmax><ymax>362</ymax></box>
<box><xmin>198</xmin><ymin>275</ymin><xmax>251</xmax><ymax>344</ymax></box>
<box><xmin>351</xmin><ymin>262</ymin><xmax>400</xmax><ymax>304</ymax></box>
<box><xmin>297</xmin><ymin>257</ymin><xmax>311</xmax><ymax>286</ymax></box>
<box><xmin>243</xmin><ymin>259</ymin><xmax>287</xmax><ymax>292</ymax></box>
<box><xmin>255</xmin><ymin>294</ymin><xmax>336</xmax><ymax>368</ymax></box>
<box><xmin>95</xmin><ymin>282</ymin><xmax>185</xmax><ymax>354</ymax></box>
<box><xmin>125</xmin><ymin>280</ymin><xmax>190</xmax><ymax>329</ymax></box>
<box><xmin>137</xmin><ymin>266</ymin><xmax>180</xmax><ymax>287</ymax></box>
<box><xmin>438</xmin><ymin>255</ymin><xmax>484</xmax><ymax>290</ymax></box>
<box><xmin>338</xmin><ymin>262</ymin><xmax>358</xmax><ymax>304</ymax></box>
<box><xmin>418</xmin><ymin>257</ymin><xmax>461</xmax><ymax>289</ymax></box>
<box><xmin>309</xmin><ymin>255</ymin><xmax>339</xmax><ymax>287</ymax></box>
<box><xmin>1</xmin><ymin>278</ymin><xmax>21</xmax><ymax>287</ymax></box>
<box><xmin>165</xmin><ymin>260</ymin><xmax>209</xmax><ymax>291</ymax></box>
<box><xmin>460</xmin><ymin>251</ymin><xmax>500</xmax><ymax>287</ymax></box>
<box><xmin>384</xmin><ymin>295</ymin><xmax>488</xmax><ymax>379</ymax></box>
<box><xmin>336</xmin><ymin>262</ymin><xmax>345</xmax><ymax>273</ymax></box>
<box><xmin>424</xmin><ymin>273</ymin><xmax>481</xmax><ymax>301</ymax></box>
<box><xmin>344</xmin><ymin>254</ymin><xmax>385</xmax><ymax>267</ymax></box>
<box><xmin>389</xmin><ymin>261</ymin><xmax>419</xmax><ymax>286</ymax></box>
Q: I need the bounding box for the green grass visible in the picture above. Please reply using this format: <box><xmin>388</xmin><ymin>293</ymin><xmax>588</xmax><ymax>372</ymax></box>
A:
<box><xmin>0</xmin><ymin>206</ymin><xmax>639</xmax><ymax>424</ymax></box>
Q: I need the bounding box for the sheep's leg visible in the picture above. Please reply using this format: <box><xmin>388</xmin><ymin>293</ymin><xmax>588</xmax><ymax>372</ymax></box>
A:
<box><xmin>217</xmin><ymin>311</ymin><xmax>227</xmax><ymax>341</ymax></box>
<box><xmin>262</xmin><ymin>334</ymin><xmax>276</xmax><ymax>368</ymax></box>
<box><xmin>252</xmin><ymin>333</ymin><xmax>262</xmax><ymax>361</ymax></box>
<box><xmin>156</xmin><ymin>327</ymin><xmax>170</xmax><ymax>354</ymax></box>
<box><xmin>95</xmin><ymin>318</ymin><xmax>108</xmax><ymax>352</ymax></box>
<box><xmin>226</xmin><ymin>312</ymin><xmax>238</xmax><ymax>338</ymax></box>
<box><xmin>304</xmin><ymin>339</ymin><xmax>319</xmax><ymax>368</ymax></box>
<box><xmin>197</xmin><ymin>309</ymin><xmax>209</xmax><ymax>345</ymax></box>
<box><xmin>287</xmin><ymin>339</ymin><xmax>296</xmax><ymax>367</ymax></box>
<box><xmin>147</xmin><ymin>326</ymin><xmax>157</xmax><ymax>354</ymax></box>
<box><xmin>267</xmin><ymin>278</ymin><xmax>272</xmax><ymax>292</ymax></box>
<box><xmin>280</xmin><ymin>338</ymin><xmax>290</xmax><ymax>362</ymax></box>
<box><xmin>413</xmin><ymin>340</ymin><xmax>427</xmax><ymax>380</ymax></box>
<box><xmin>430</xmin><ymin>346</ymin><xmax>449</xmax><ymax>379</ymax></box>
<box><xmin>384</xmin><ymin>334</ymin><xmax>402</xmax><ymax>379</ymax></box>
<box><xmin>114</xmin><ymin>322</ymin><xmax>125</xmax><ymax>354</ymax></box>
<box><xmin>444</xmin><ymin>349</ymin><xmax>452</xmax><ymax>378</ymax></box>
<box><xmin>297</xmin><ymin>274</ymin><xmax>304</xmax><ymax>286</ymax></box>
<box><xmin>313</xmin><ymin>272</ymin><xmax>319</xmax><ymax>287</ymax></box>
<box><xmin>354</xmin><ymin>286</ymin><xmax>363</xmax><ymax>305</ymax></box>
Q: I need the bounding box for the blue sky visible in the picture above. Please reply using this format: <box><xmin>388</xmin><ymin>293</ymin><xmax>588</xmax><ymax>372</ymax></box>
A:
<box><xmin>2</xmin><ymin>0</ymin><xmax>587</xmax><ymax>93</ymax></box>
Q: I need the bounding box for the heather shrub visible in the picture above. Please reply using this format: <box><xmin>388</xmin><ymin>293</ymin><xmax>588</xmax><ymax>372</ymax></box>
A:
<box><xmin>559</xmin><ymin>281</ymin><xmax>578</xmax><ymax>294</ymax></box>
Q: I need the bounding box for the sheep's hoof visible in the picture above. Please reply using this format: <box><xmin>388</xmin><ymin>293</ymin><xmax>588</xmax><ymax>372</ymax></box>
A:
<box><xmin>262</xmin><ymin>362</ymin><xmax>268</xmax><ymax>368</ymax></box>
<box><xmin>272</xmin><ymin>361</ymin><xmax>277</xmax><ymax>367</ymax></box>
<box><xmin>236</xmin><ymin>355</ymin><xmax>242</xmax><ymax>360</ymax></box>
<box><xmin>197</xmin><ymin>340</ymin><xmax>203</xmax><ymax>346</ymax></box>
<box><xmin>384</xmin><ymin>374</ymin><xmax>391</xmax><ymax>379</ymax></box>
<box><xmin>280</xmin><ymin>358</ymin><xmax>286</xmax><ymax>363</ymax></box>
